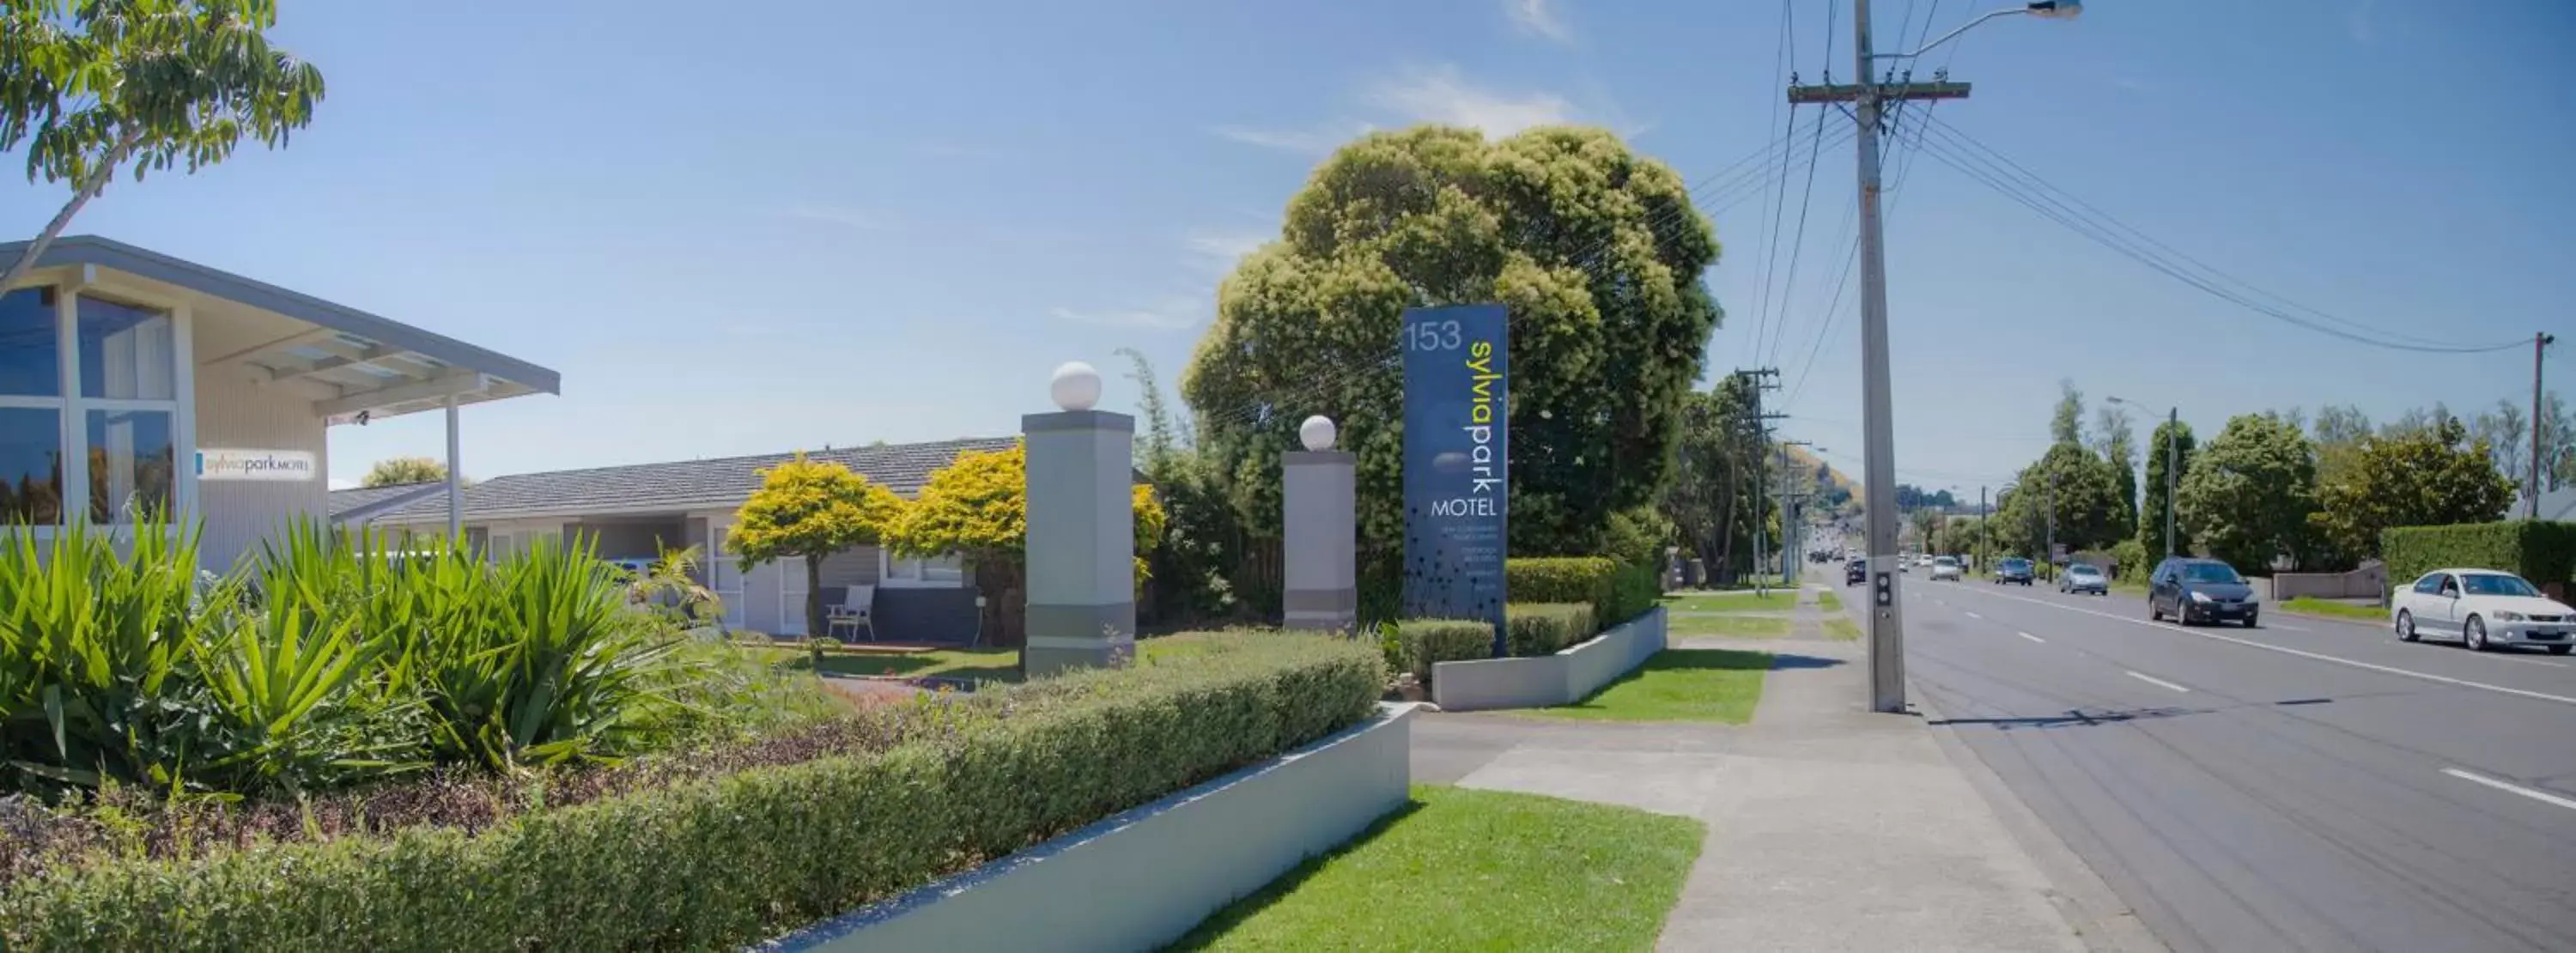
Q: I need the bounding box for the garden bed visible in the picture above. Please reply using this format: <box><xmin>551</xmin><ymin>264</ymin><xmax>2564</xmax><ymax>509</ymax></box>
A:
<box><xmin>0</xmin><ymin>632</ymin><xmax>1383</xmax><ymax>951</ymax></box>
<box><xmin>1431</xmin><ymin>608</ymin><xmax>1668</xmax><ymax>712</ymax></box>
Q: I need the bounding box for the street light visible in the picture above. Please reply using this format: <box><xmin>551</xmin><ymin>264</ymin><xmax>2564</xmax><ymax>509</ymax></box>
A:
<box><xmin>1874</xmin><ymin>2</ymin><xmax>2083</xmax><ymax>62</ymax></box>
<box><xmin>2105</xmin><ymin>395</ymin><xmax>2178</xmax><ymax>559</ymax></box>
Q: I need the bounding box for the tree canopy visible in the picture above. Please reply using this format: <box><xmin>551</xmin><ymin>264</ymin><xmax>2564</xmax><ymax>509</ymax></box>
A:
<box><xmin>361</xmin><ymin>456</ymin><xmax>450</xmax><ymax>488</ymax></box>
<box><xmin>1660</xmin><ymin>376</ymin><xmax>1774</xmax><ymax>581</ymax></box>
<box><xmin>1181</xmin><ymin>124</ymin><xmax>1722</xmax><ymax>574</ymax></box>
<box><xmin>2311</xmin><ymin>416</ymin><xmax>2515</xmax><ymax>561</ymax></box>
<box><xmin>2178</xmin><ymin>413</ymin><xmax>2318</xmax><ymax>571</ymax></box>
<box><xmin>728</xmin><ymin>453</ymin><xmax>904</xmax><ymax>644</ymax></box>
<box><xmin>1992</xmin><ymin>442</ymin><xmax>2127</xmax><ymax>558</ymax></box>
<box><xmin>0</xmin><ymin>0</ymin><xmax>328</xmax><ymax>292</ymax></box>
<box><xmin>886</xmin><ymin>443</ymin><xmax>1168</xmax><ymax>641</ymax></box>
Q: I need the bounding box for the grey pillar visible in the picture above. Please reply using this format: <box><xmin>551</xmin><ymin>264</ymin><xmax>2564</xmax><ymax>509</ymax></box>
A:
<box><xmin>1023</xmin><ymin>363</ymin><xmax>1136</xmax><ymax>676</ymax></box>
<box><xmin>1283</xmin><ymin>416</ymin><xmax>1356</xmax><ymax>631</ymax></box>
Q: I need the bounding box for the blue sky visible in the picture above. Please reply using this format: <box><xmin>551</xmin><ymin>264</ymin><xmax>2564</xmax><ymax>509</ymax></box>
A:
<box><xmin>3</xmin><ymin>0</ymin><xmax>2569</xmax><ymax>492</ymax></box>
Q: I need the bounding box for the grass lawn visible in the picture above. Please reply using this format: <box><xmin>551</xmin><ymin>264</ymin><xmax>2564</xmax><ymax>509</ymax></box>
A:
<box><xmin>1527</xmin><ymin>648</ymin><xmax>1771</xmax><ymax>724</ymax></box>
<box><xmin>1664</xmin><ymin>592</ymin><xmax>1797</xmax><ymax>613</ymax></box>
<box><xmin>1817</xmin><ymin>590</ymin><xmax>1842</xmax><ymax>612</ymax></box>
<box><xmin>1668</xmin><ymin>614</ymin><xmax>1790</xmax><ymax>638</ymax></box>
<box><xmin>1822</xmin><ymin>616</ymin><xmax>1861</xmax><ymax>640</ymax></box>
<box><xmin>2281</xmin><ymin>598</ymin><xmax>2387</xmax><ymax>622</ymax></box>
<box><xmin>1172</xmin><ymin>785</ymin><xmax>1703</xmax><ymax>951</ymax></box>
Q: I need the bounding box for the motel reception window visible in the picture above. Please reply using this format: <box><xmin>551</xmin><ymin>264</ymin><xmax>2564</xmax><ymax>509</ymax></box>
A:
<box><xmin>0</xmin><ymin>287</ymin><xmax>183</xmax><ymax>527</ymax></box>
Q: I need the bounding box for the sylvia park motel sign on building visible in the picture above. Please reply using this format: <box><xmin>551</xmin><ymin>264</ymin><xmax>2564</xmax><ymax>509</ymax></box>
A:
<box><xmin>198</xmin><ymin>448</ymin><xmax>318</xmax><ymax>483</ymax></box>
<box><xmin>1401</xmin><ymin>304</ymin><xmax>1510</xmax><ymax>656</ymax></box>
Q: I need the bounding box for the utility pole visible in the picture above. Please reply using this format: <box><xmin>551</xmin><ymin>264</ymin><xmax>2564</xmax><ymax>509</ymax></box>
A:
<box><xmin>1737</xmin><ymin>368</ymin><xmax>1783</xmax><ymax>593</ymax></box>
<box><xmin>2045</xmin><ymin>471</ymin><xmax>2057</xmax><ymax>583</ymax></box>
<box><xmin>2535</xmin><ymin>332</ymin><xmax>2557</xmax><ymax>519</ymax></box>
<box><xmin>1789</xmin><ymin>3</ymin><xmax>1967</xmax><ymax>714</ymax></box>
<box><xmin>1978</xmin><ymin>485</ymin><xmax>1988</xmax><ymax>574</ymax></box>
<box><xmin>1783</xmin><ymin>440</ymin><xmax>1814</xmax><ymax>585</ymax></box>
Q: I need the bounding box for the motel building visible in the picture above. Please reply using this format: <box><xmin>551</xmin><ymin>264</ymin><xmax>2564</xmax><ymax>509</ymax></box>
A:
<box><xmin>0</xmin><ymin>236</ymin><xmax>557</xmax><ymax>567</ymax></box>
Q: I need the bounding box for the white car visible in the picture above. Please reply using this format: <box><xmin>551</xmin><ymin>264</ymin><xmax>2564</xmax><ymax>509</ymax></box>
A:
<box><xmin>2391</xmin><ymin>568</ymin><xmax>2574</xmax><ymax>655</ymax></box>
<box><xmin>1929</xmin><ymin>556</ymin><xmax>1962</xmax><ymax>581</ymax></box>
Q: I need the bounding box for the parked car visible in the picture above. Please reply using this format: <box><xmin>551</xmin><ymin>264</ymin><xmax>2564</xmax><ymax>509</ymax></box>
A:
<box><xmin>1994</xmin><ymin>557</ymin><xmax>2035</xmax><ymax>586</ymax></box>
<box><xmin>1930</xmin><ymin>555</ymin><xmax>1962</xmax><ymax>581</ymax></box>
<box><xmin>2391</xmin><ymin>568</ymin><xmax>2574</xmax><ymax>654</ymax></box>
<box><xmin>1844</xmin><ymin>558</ymin><xmax>1868</xmax><ymax>586</ymax></box>
<box><xmin>2059</xmin><ymin>563</ymin><xmax>2108</xmax><ymax>595</ymax></box>
<box><xmin>2148</xmin><ymin>557</ymin><xmax>2257</xmax><ymax>627</ymax></box>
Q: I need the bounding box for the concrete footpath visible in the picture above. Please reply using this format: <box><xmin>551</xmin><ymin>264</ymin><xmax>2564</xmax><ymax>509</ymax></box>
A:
<box><xmin>1411</xmin><ymin>586</ymin><xmax>2161</xmax><ymax>952</ymax></box>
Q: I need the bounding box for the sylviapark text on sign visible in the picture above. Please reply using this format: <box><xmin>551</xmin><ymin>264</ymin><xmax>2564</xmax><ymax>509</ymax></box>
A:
<box><xmin>1400</xmin><ymin>305</ymin><xmax>1509</xmax><ymax>654</ymax></box>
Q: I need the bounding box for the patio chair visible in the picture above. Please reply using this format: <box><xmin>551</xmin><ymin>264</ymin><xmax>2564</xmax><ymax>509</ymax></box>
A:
<box><xmin>826</xmin><ymin>584</ymin><xmax>876</xmax><ymax>642</ymax></box>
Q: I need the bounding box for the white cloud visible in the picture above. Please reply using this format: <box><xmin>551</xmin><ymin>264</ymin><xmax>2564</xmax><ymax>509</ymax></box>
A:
<box><xmin>780</xmin><ymin>204</ymin><xmax>890</xmax><ymax>230</ymax></box>
<box><xmin>1050</xmin><ymin>296</ymin><xmax>1204</xmax><ymax>331</ymax></box>
<box><xmin>1364</xmin><ymin>65</ymin><xmax>1576</xmax><ymax>137</ymax></box>
<box><xmin>327</xmin><ymin>476</ymin><xmax>357</xmax><ymax>491</ymax></box>
<box><xmin>1506</xmin><ymin>0</ymin><xmax>1572</xmax><ymax>43</ymax></box>
<box><xmin>1212</xmin><ymin>121</ymin><xmax>1375</xmax><ymax>155</ymax></box>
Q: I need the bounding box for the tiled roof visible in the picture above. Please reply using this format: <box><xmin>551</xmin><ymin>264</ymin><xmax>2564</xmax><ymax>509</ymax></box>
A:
<box><xmin>375</xmin><ymin>437</ymin><xmax>1021</xmax><ymax>524</ymax></box>
<box><xmin>327</xmin><ymin>481</ymin><xmax>447</xmax><ymax>523</ymax></box>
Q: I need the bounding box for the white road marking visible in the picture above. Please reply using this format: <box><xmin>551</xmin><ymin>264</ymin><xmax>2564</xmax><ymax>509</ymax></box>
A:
<box><xmin>2128</xmin><ymin>671</ymin><xmax>2191</xmax><ymax>693</ymax></box>
<box><xmin>2442</xmin><ymin>768</ymin><xmax>2576</xmax><ymax>812</ymax></box>
<box><xmin>1954</xmin><ymin>586</ymin><xmax>2576</xmax><ymax>707</ymax></box>
<box><xmin>1965</xmin><ymin>610</ymin><xmax>1984</xmax><ymax>620</ymax></box>
<box><xmin>2017</xmin><ymin>631</ymin><xmax>2045</xmax><ymax>644</ymax></box>
<box><xmin>2265</xmin><ymin>622</ymin><xmax>2311</xmax><ymax>632</ymax></box>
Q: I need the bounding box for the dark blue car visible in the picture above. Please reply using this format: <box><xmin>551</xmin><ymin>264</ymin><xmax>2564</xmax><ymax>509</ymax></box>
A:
<box><xmin>1994</xmin><ymin>557</ymin><xmax>2035</xmax><ymax>586</ymax></box>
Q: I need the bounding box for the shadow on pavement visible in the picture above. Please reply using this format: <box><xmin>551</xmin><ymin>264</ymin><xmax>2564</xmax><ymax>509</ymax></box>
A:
<box><xmin>1766</xmin><ymin>653</ymin><xmax>1844</xmax><ymax>671</ymax></box>
<box><xmin>1929</xmin><ymin>706</ymin><xmax>2200</xmax><ymax>731</ymax></box>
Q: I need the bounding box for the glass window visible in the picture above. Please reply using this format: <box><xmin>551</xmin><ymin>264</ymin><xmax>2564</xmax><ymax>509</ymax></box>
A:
<box><xmin>2413</xmin><ymin>574</ymin><xmax>2445</xmax><ymax>595</ymax></box>
<box><xmin>0</xmin><ymin>407</ymin><xmax>64</xmax><ymax>525</ymax></box>
<box><xmin>2460</xmin><ymin>574</ymin><xmax>2538</xmax><ymax>598</ymax></box>
<box><xmin>78</xmin><ymin>296</ymin><xmax>174</xmax><ymax>400</ymax></box>
<box><xmin>85</xmin><ymin>409</ymin><xmax>175</xmax><ymax>523</ymax></box>
<box><xmin>887</xmin><ymin>552</ymin><xmax>965</xmax><ymax>586</ymax></box>
<box><xmin>2181</xmin><ymin>561</ymin><xmax>2243</xmax><ymax>583</ymax></box>
<box><xmin>0</xmin><ymin>288</ymin><xmax>61</xmax><ymax>397</ymax></box>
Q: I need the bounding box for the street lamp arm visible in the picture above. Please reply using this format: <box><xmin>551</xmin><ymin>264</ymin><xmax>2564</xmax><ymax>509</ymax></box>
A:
<box><xmin>1873</xmin><ymin>2</ymin><xmax>2080</xmax><ymax>62</ymax></box>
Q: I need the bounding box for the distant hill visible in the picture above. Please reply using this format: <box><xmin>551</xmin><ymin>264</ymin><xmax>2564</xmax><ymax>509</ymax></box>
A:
<box><xmin>1783</xmin><ymin>446</ymin><xmax>1856</xmax><ymax>513</ymax></box>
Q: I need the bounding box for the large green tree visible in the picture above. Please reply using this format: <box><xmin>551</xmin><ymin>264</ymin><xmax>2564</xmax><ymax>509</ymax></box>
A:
<box><xmin>1</xmin><ymin>0</ymin><xmax>327</xmax><ymax>291</ymax></box>
<box><xmin>1661</xmin><ymin>376</ymin><xmax>1773</xmax><ymax>581</ymax></box>
<box><xmin>1992</xmin><ymin>442</ymin><xmax>2126</xmax><ymax>560</ymax></box>
<box><xmin>2312</xmin><ymin>416</ymin><xmax>2516</xmax><ymax>561</ymax></box>
<box><xmin>2050</xmin><ymin>379</ymin><xmax>2086</xmax><ymax>446</ymax></box>
<box><xmin>2178</xmin><ymin>413</ymin><xmax>2318</xmax><ymax>571</ymax></box>
<box><xmin>1183</xmin><ymin>125</ymin><xmax>1722</xmax><ymax>579</ymax></box>
<box><xmin>2093</xmin><ymin>405</ymin><xmax>2138</xmax><ymax>543</ymax></box>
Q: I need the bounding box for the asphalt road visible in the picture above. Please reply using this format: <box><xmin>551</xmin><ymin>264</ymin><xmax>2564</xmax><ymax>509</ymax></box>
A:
<box><xmin>1863</xmin><ymin>577</ymin><xmax>2576</xmax><ymax>953</ymax></box>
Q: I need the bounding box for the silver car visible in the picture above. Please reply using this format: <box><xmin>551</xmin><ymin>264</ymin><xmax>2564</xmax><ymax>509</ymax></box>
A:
<box><xmin>2059</xmin><ymin>563</ymin><xmax>2108</xmax><ymax>595</ymax></box>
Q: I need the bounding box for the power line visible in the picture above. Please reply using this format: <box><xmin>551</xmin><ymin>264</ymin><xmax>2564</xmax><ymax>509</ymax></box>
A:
<box><xmin>1912</xmin><ymin>115</ymin><xmax>2527</xmax><ymax>355</ymax></box>
<box><xmin>1764</xmin><ymin>101</ymin><xmax>1833</xmax><ymax>373</ymax></box>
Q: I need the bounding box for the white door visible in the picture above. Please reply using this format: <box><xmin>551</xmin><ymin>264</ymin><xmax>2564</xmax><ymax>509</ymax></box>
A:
<box><xmin>779</xmin><ymin>555</ymin><xmax>811</xmax><ymax>636</ymax></box>
<box><xmin>709</xmin><ymin>527</ymin><xmax>745</xmax><ymax>629</ymax></box>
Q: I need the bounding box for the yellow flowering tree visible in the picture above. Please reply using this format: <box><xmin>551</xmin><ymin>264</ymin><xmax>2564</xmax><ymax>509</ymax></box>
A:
<box><xmin>727</xmin><ymin>453</ymin><xmax>904</xmax><ymax>651</ymax></box>
<box><xmin>887</xmin><ymin>443</ymin><xmax>1164</xmax><ymax>646</ymax></box>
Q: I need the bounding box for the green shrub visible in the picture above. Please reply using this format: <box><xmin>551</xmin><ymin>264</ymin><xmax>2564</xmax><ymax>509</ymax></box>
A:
<box><xmin>1599</xmin><ymin>562</ymin><xmax>1662</xmax><ymax>626</ymax></box>
<box><xmin>1506</xmin><ymin>603</ymin><xmax>1597</xmax><ymax>657</ymax></box>
<box><xmin>1395</xmin><ymin>619</ymin><xmax>1495</xmax><ymax>683</ymax></box>
<box><xmin>2110</xmin><ymin>539</ymin><xmax>2149</xmax><ymax>581</ymax></box>
<box><xmin>0</xmin><ymin>634</ymin><xmax>1382</xmax><ymax>951</ymax></box>
<box><xmin>2382</xmin><ymin>521</ymin><xmax>2576</xmax><ymax>597</ymax></box>
<box><xmin>1507</xmin><ymin>557</ymin><xmax>1619</xmax><ymax>604</ymax></box>
<box><xmin>0</xmin><ymin>518</ymin><xmax>713</xmax><ymax>799</ymax></box>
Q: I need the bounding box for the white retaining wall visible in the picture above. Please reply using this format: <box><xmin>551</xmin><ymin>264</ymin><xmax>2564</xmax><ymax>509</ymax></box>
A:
<box><xmin>769</xmin><ymin>702</ymin><xmax>1419</xmax><ymax>953</ymax></box>
<box><xmin>1431</xmin><ymin>607</ymin><xmax>1668</xmax><ymax>712</ymax></box>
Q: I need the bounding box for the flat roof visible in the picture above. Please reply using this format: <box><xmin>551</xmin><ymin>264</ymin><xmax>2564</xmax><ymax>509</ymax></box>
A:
<box><xmin>3</xmin><ymin>235</ymin><xmax>560</xmax><ymax>419</ymax></box>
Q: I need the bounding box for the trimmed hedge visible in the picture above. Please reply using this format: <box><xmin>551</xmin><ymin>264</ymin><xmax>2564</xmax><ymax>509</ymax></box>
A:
<box><xmin>1507</xmin><ymin>557</ymin><xmax>1619</xmax><ymax>604</ymax></box>
<box><xmin>2383</xmin><ymin>521</ymin><xmax>2576</xmax><ymax>598</ymax></box>
<box><xmin>0</xmin><ymin>634</ymin><xmax>1382</xmax><ymax>952</ymax></box>
<box><xmin>1506</xmin><ymin>603</ymin><xmax>1597</xmax><ymax>657</ymax></box>
<box><xmin>1393</xmin><ymin>619</ymin><xmax>1496</xmax><ymax>683</ymax></box>
<box><xmin>1505</xmin><ymin>557</ymin><xmax>1660</xmax><ymax>630</ymax></box>
<box><xmin>1601</xmin><ymin>562</ymin><xmax>1661</xmax><ymax>625</ymax></box>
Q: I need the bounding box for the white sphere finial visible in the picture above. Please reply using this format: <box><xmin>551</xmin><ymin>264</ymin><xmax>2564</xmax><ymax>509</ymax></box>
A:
<box><xmin>1050</xmin><ymin>361</ymin><xmax>1102</xmax><ymax>411</ymax></box>
<box><xmin>1300</xmin><ymin>415</ymin><xmax>1338</xmax><ymax>452</ymax></box>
